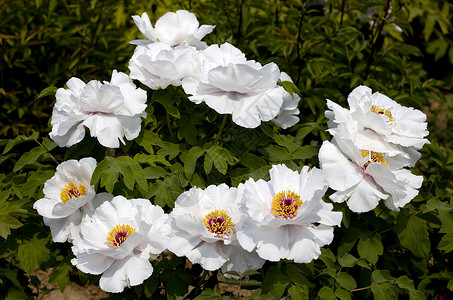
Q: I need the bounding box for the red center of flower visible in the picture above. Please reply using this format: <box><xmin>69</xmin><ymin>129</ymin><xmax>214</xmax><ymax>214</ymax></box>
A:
<box><xmin>60</xmin><ymin>182</ymin><xmax>86</xmax><ymax>203</ymax></box>
<box><xmin>370</xmin><ymin>105</ymin><xmax>393</xmax><ymax>123</ymax></box>
<box><xmin>201</xmin><ymin>209</ymin><xmax>235</xmax><ymax>238</ymax></box>
<box><xmin>106</xmin><ymin>224</ymin><xmax>136</xmax><ymax>249</ymax></box>
<box><xmin>361</xmin><ymin>150</ymin><xmax>388</xmax><ymax>170</ymax></box>
<box><xmin>271</xmin><ymin>190</ymin><xmax>303</xmax><ymax>220</ymax></box>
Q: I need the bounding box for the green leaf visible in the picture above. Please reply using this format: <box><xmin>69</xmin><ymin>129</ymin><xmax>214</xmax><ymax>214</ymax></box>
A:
<box><xmin>91</xmin><ymin>157</ymin><xmax>119</xmax><ymax>193</ymax></box>
<box><xmin>166</xmin><ymin>273</ymin><xmax>186</xmax><ymax>295</ymax></box>
<box><xmin>2</xmin><ymin>130</ymin><xmax>39</xmax><ymax>154</ymax></box>
<box><xmin>338</xmin><ymin>254</ymin><xmax>357</xmax><ymax>268</ymax></box>
<box><xmin>13</xmin><ymin>146</ymin><xmax>47</xmax><ymax>172</ymax></box>
<box><xmin>335</xmin><ymin>288</ymin><xmax>352</xmax><ymax>300</ymax></box>
<box><xmin>21</xmin><ymin>169</ymin><xmax>54</xmax><ymax>197</ymax></box>
<box><xmin>372</xmin><ymin>270</ymin><xmax>395</xmax><ymax>284</ymax></box>
<box><xmin>147</xmin><ymin>175</ymin><xmax>181</xmax><ymax>208</ymax></box>
<box><xmin>448</xmin><ymin>279</ymin><xmax>453</xmax><ymax>291</ymax></box>
<box><xmin>357</xmin><ymin>233</ymin><xmax>383</xmax><ymax>264</ymax></box>
<box><xmin>134</xmin><ymin>153</ymin><xmax>171</xmax><ymax>167</ymax></box>
<box><xmin>260</xmin><ymin>144</ymin><xmax>290</xmax><ymax>161</ymax></box>
<box><xmin>240</xmin><ymin>152</ymin><xmax>267</xmax><ymax>169</ymax></box>
<box><xmin>18</xmin><ymin>236</ymin><xmax>50</xmax><ymax>274</ymax></box>
<box><xmin>395</xmin><ymin>276</ymin><xmax>415</xmax><ymax>291</ymax></box>
<box><xmin>409</xmin><ymin>290</ymin><xmax>426</xmax><ymax>300</ymax></box>
<box><xmin>49</xmin><ymin>262</ymin><xmax>72</xmax><ymax>292</ymax></box>
<box><xmin>184</xmin><ymin>146</ymin><xmax>205</xmax><ymax>179</ymax></box>
<box><xmin>371</xmin><ymin>282</ymin><xmax>398</xmax><ymax>300</ymax></box>
<box><xmin>204</xmin><ymin>145</ymin><xmax>235</xmax><ymax>175</ymax></box>
<box><xmin>0</xmin><ymin>215</ymin><xmax>23</xmax><ymax>239</ymax></box>
<box><xmin>178</xmin><ymin>122</ymin><xmax>197</xmax><ymax>145</ymax></box>
<box><xmin>396</xmin><ymin>215</ymin><xmax>430</xmax><ymax>258</ymax></box>
<box><xmin>335</xmin><ymin>272</ymin><xmax>357</xmax><ymax>290</ymax></box>
<box><xmin>288</xmin><ymin>285</ymin><xmax>308</xmax><ymax>300</ymax></box>
<box><xmin>153</xmin><ymin>91</ymin><xmax>181</xmax><ymax>119</ymax></box>
<box><xmin>318</xmin><ymin>286</ymin><xmax>336</xmax><ymax>299</ymax></box>
<box><xmin>143</xmin><ymin>166</ymin><xmax>167</xmax><ymax>179</ymax></box>
<box><xmin>438</xmin><ymin>233</ymin><xmax>453</xmax><ymax>253</ymax></box>
<box><xmin>291</xmin><ymin>144</ymin><xmax>318</xmax><ymax>160</ymax></box>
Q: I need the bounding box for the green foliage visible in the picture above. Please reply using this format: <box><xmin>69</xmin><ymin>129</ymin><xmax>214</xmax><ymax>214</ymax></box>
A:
<box><xmin>0</xmin><ymin>0</ymin><xmax>452</xmax><ymax>299</ymax></box>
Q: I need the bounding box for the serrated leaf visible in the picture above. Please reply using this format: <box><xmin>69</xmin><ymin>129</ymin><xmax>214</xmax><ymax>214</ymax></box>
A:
<box><xmin>178</xmin><ymin>122</ymin><xmax>197</xmax><ymax>145</ymax></box>
<box><xmin>396</xmin><ymin>215</ymin><xmax>430</xmax><ymax>258</ymax></box>
<box><xmin>116</xmin><ymin>156</ymin><xmax>136</xmax><ymax>190</ymax></box>
<box><xmin>438</xmin><ymin>233</ymin><xmax>453</xmax><ymax>253</ymax></box>
<box><xmin>91</xmin><ymin>157</ymin><xmax>119</xmax><ymax>193</ymax></box>
<box><xmin>18</xmin><ymin>236</ymin><xmax>50</xmax><ymax>274</ymax></box>
<box><xmin>204</xmin><ymin>146</ymin><xmax>235</xmax><ymax>175</ymax></box>
<box><xmin>21</xmin><ymin>169</ymin><xmax>55</xmax><ymax>197</ymax></box>
<box><xmin>134</xmin><ymin>153</ymin><xmax>171</xmax><ymax>167</ymax></box>
<box><xmin>0</xmin><ymin>215</ymin><xmax>23</xmax><ymax>239</ymax></box>
<box><xmin>184</xmin><ymin>146</ymin><xmax>205</xmax><ymax>179</ymax></box>
<box><xmin>49</xmin><ymin>262</ymin><xmax>71</xmax><ymax>292</ymax></box>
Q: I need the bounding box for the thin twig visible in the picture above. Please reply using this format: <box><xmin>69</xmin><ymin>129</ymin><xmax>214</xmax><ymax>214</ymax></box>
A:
<box><xmin>340</xmin><ymin>0</ymin><xmax>346</xmax><ymax>25</ymax></box>
<box><xmin>235</xmin><ymin>277</ymin><xmax>243</xmax><ymax>298</ymax></box>
<box><xmin>365</xmin><ymin>0</ymin><xmax>391</xmax><ymax>78</ymax></box>
<box><xmin>295</xmin><ymin>7</ymin><xmax>307</xmax><ymax>86</ymax></box>
<box><xmin>236</xmin><ymin>0</ymin><xmax>245</xmax><ymax>42</ymax></box>
<box><xmin>35</xmin><ymin>140</ymin><xmax>59</xmax><ymax>165</ymax></box>
<box><xmin>350</xmin><ymin>281</ymin><xmax>397</xmax><ymax>292</ymax></box>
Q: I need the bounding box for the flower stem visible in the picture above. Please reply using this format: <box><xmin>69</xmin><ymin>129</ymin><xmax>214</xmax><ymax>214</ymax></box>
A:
<box><xmin>235</xmin><ymin>276</ymin><xmax>243</xmax><ymax>298</ymax></box>
<box><xmin>215</xmin><ymin>115</ymin><xmax>229</xmax><ymax>143</ymax></box>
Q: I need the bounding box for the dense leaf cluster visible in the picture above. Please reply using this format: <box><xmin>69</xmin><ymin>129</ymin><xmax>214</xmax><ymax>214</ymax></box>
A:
<box><xmin>1</xmin><ymin>0</ymin><xmax>452</xmax><ymax>299</ymax></box>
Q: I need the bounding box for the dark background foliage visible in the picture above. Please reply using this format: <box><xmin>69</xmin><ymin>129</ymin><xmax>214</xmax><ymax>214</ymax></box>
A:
<box><xmin>1</xmin><ymin>0</ymin><xmax>452</xmax><ymax>299</ymax></box>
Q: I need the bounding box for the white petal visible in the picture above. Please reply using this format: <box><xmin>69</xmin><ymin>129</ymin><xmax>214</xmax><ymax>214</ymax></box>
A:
<box><xmin>186</xmin><ymin>242</ymin><xmax>228</xmax><ymax>271</ymax></box>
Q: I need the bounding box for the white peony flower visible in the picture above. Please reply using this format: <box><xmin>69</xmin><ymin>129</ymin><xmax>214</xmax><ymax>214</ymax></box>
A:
<box><xmin>236</xmin><ymin>164</ymin><xmax>342</xmax><ymax>263</ymax></box>
<box><xmin>33</xmin><ymin>157</ymin><xmax>109</xmax><ymax>243</ymax></box>
<box><xmin>128</xmin><ymin>43</ymin><xmax>200</xmax><ymax>90</ymax></box>
<box><xmin>167</xmin><ymin>184</ymin><xmax>265</xmax><ymax>275</ymax></box>
<box><xmin>271</xmin><ymin>72</ymin><xmax>300</xmax><ymax>129</ymax></box>
<box><xmin>325</xmin><ymin>85</ymin><xmax>429</xmax><ymax>166</ymax></box>
<box><xmin>131</xmin><ymin>10</ymin><xmax>215</xmax><ymax>49</ymax></box>
<box><xmin>49</xmin><ymin>70</ymin><xmax>147</xmax><ymax>148</ymax></box>
<box><xmin>182</xmin><ymin>43</ymin><xmax>287</xmax><ymax>128</ymax></box>
<box><xmin>318</xmin><ymin>128</ymin><xmax>423</xmax><ymax>213</ymax></box>
<box><xmin>71</xmin><ymin>196</ymin><xmax>170</xmax><ymax>293</ymax></box>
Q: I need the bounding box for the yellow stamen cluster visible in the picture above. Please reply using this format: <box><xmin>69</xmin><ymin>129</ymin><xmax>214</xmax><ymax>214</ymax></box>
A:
<box><xmin>106</xmin><ymin>224</ymin><xmax>136</xmax><ymax>249</ymax></box>
<box><xmin>60</xmin><ymin>182</ymin><xmax>86</xmax><ymax>203</ymax></box>
<box><xmin>271</xmin><ymin>190</ymin><xmax>303</xmax><ymax>220</ymax></box>
<box><xmin>370</xmin><ymin>105</ymin><xmax>393</xmax><ymax>123</ymax></box>
<box><xmin>361</xmin><ymin>150</ymin><xmax>389</xmax><ymax>169</ymax></box>
<box><xmin>201</xmin><ymin>209</ymin><xmax>235</xmax><ymax>238</ymax></box>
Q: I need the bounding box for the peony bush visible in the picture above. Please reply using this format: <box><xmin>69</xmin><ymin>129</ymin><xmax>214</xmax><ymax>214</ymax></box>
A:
<box><xmin>1</xmin><ymin>1</ymin><xmax>452</xmax><ymax>299</ymax></box>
